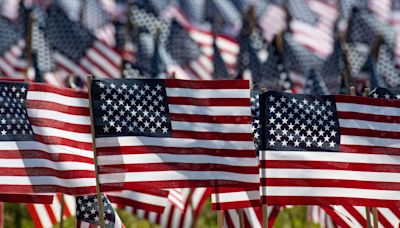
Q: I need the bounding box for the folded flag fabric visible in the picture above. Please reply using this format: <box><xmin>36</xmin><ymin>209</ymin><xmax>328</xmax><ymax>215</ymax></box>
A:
<box><xmin>76</xmin><ymin>194</ymin><xmax>124</xmax><ymax>228</ymax></box>
<box><xmin>90</xmin><ymin>78</ymin><xmax>259</xmax><ymax>191</ymax></box>
<box><xmin>259</xmin><ymin>91</ymin><xmax>400</xmax><ymax>207</ymax></box>
<box><xmin>0</xmin><ymin>80</ymin><xmax>96</xmax><ymax>195</ymax></box>
<box><xmin>27</xmin><ymin>193</ymin><xmax>76</xmax><ymax>228</ymax></box>
<box><xmin>212</xmin><ymin>187</ymin><xmax>260</xmax><ymax>210</ymax></box>
<box><xmin>223</xmin><ymin>206</ymin><xmax>281</xmax><ymax>228</ymax></box>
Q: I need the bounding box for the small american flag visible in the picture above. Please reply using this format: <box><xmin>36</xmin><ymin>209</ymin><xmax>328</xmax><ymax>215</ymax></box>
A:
<box><xmin>322</xmin><ymin>205</ymin><xmax>400</xmax><ymax>228</ymax></box>
<box><xmin>76</xmin><ymin>194</ymin><xmax>124</xmax><ymax>228</ymax></box>
<box><xmin>0</xmin><ymin>80</ymin><xmax>96</xmax><ymax>195</ymax></box>
<box><xmin>212</xmin><ymin>187</ymin><xmax>260</xmax><ymax>210</ymax></box>
<box><xmin>260</xmin><ymin>91</ymin><xmax>400</xmax><ymax>207</ymax></box>
<box><xmin>90</xmin><ymin>78</ymin><xmax>259</xmax><ymax>191</ymax></box>
<box><xmin>27</xmin><ymin>194</ymin><xmax>76</xmax><ymax>228</ymax></box>
<box><xmin>307</xmin><ymin>205</ymin><xmax>336</xmax><ymax>228</ymax></box>
<box><xmin>45</xmin><ymin>6</ymin><xmax>121</xmax><ymax>80</ymax></box>
<box><xmin>369</xmin><ymin>87</ymin><xmax>400</xmax><ymax>100</ymax></box>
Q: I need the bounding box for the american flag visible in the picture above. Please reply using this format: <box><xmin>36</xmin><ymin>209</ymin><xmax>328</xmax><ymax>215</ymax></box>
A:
<box><xmin>322</xmin><ymin>205</ymin><xmax>400</xmax><ymax>228</ymax></box>
<box><xmin>27</xmin><ymin>193</ymin><xmax>76</xmax><ymax>228</ymax></box>
<box><xmin>90</xmin><ymin>78</ymin><xmax>259</xmax><ymax>191</ymax></box>
<box><xmin>304</xmin><ymin>68</ymin><xmax>329</xmax><ymax>95</ymax></box>
<box><xmin>212</xmin><ymin>35</ymin><xmax>230</xmax><ymax>79</ymax></box>
<box><xmin>45</xmin><ymin>6</ymin><xmax>121</xmax><ymax>80</ymax></box>
<box><xmin>223</xmin><ymin>206</ymin><xmax>281</xmax><ymax>228</ymax></box>
<box><xmin>258</xmin><ymin>3</ymin><xmax>287</xmax><ymax>42</ymax></box>
<box><xmin>376</xmin><ymin>42</ymin><xmax>400</xmax><ymax>88</ymax></box>
<box><xmin>0</xmin><ymin>193</ymin><xmax>53</xmax><ymax>204</ymax></box>
<box><xmin>0</xmin><ymin>80</ymin><xmax>96</xmax><ymax>195</ymax></box>
<box><xmin>369</xmin><ymin>87</ymin><xmax>400</xmax><ymax>100</ymax></box>
<box><xmin>76</xmin><ymin>194</ymin><xmax>124</xmax><ymax>228</ymax></box>
<box><xmin>122</xmin><ymin>188</ymin><xmax>211</xmax><ymax>228</ymax></box>
<box><xmin>0</xmin><ymin>16</ymin><xmax>27</xmax><ymax>79</ymax></box>
<box><xmin>259</xmin><ymin>91</ymin><xmax>400</xmax><ymax>207</ymax></box>
<box><xmin>106</xmin><ymin>189</ymin><xmax>169</xmax><ymax>213</ymax></box>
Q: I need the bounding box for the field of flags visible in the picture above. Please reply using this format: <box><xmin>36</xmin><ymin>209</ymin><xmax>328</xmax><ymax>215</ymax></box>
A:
<box><xmin>1</xmin><ymin>0</ymin><xmax>400</xmax><ymax>227</ymax></box>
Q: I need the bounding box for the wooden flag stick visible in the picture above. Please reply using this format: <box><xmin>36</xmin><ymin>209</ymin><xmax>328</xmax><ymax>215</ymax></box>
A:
<box><xmin>217</xmin><ymin>210</ymin><xmax>224</xmax><ymax>228</ymax></box>
<box><xmin>188</xmin><ymin>189</ymin><xmax>196</xmax><ymax>228</ymax></box>
<box><xmin>24</xmin><ymin>11</ymin><xmax>34</xmax><ymax>80</ymax></box>
<box><xmin>59</xmin><ymin>194</ymin><xmax>65</xmax><ymax>228</ymax></box>
<box><xmin>262</xmin><ymin>204</ymin><xmax>269</xmax><ymax>228</ymax></box>
<box><xmin>87</xmin><ymin>75</ymin><xmax>106</xmax><ymax>228</ymax></box>
<box><xmin>237</xmin><ymin>208</ymin><xmax>245</xmax><ymax>228</ymax></box>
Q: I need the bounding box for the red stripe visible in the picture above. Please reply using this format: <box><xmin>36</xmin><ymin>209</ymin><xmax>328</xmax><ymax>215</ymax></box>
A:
<box><xmin>29</xmin><ymin>83</ymin><xmax>88</xmax><ymax>98</ymax></box>
<box><xmin>34</xmin><ymin>135</ymin><xmax>92</xmax><ymax>151</ymax></box>
<box><xmin>338</xmin><ymin>111</ymin><xmax>400</xmax><ymax>123</ymax></box>
<box><xmin>96</xmin><ymin>146</ymin><xmax>254</xmax><ymax>157</ymax></box>
<box><xmin>165</xmin><ymin>79</ymin><xmax>249</xmax><ymax>89</ymax></box>
<box><xmin>4</xmin><ymin>194</ymin><xmax>53</xmax><ymax>204</ymax></box>
<box><xmin>0</xmin><ymin>150</ymin><xmax>93</xmax><ymax>163</ymax></box>
<box><xmin>172</xmin><ymin>130</ymin><xmax>253</xmax><ymax>141</ymax></box>
<box><xmin>27</xmin><ymin>204</ymin><xmax>44</xmax><ymax>227</ymax></box>
<box><xmin>321</xmin><ymin>206</ymin><xmax>351</xmax><ymax>228</ymax></box>
<box><xmin>212</xmin><ymin>200</ymin><xmax>260</xmax><ymax>210</ymax></box>
<box><xmin>57</xmin><ymin>194</ymin><xmax>72</xmax><ymax>217</ymax></box>
<box><xmin>340</xmin><ymin>127</ymin><xmax>400</xmax><ymax>140</ymax></box>
<box><xmin>264</xmin><ymin>178</ymin><xmax>400</xmax><ymax>191</ymax></box>
<box><xmin>27</xmin><ymin>100</ymin><xmax>89</xmax><ymax>116</ymax></box>
<box><xmin>263</xmin><ymin>160</ymin><xmax>400</xmax><ymax>173</ymax></box>
<box><xmin>170</xmin><ymin>113</ymin><xmax>251</xmax><ymax>124</ymax></box>
<box><xmin>263</xmin><ymin>196</ymin><xmax>400</xmax><ymax>208</ymax></box>
<box><xmin>167</xmin><ymin>97</ymin><xmax>250</xmax><ymax>106</ymax></box>
<box><xmin>0</xmin><ymin>185</ymin><xmax>96</xmax><ymax>195</ymax></box>
<box><xmin>83</xmin><ymin>54</ymin><xmax>113</xmax><ymax>78</ymax></box>
<box><xmin>30</xmin><ymin>118</ymin><xmax>90</xmax><ymax>133</ymax></box>
<box><xmin>99</xmin><ymin>163</ymin><xmax>258</xmax><ymax>174</ymax></box>
<box><xmin>376</xmin><ymin>209</ymin><xmax>393</xmax><ymax>228</ymax></box>
<box><xmin>44</xmin><ymin>204</ymin><xmax>58</xmax><ymax>225</ymax></box>
<box><xmin>101</xmin><ymin>181</ymin><xmax>259</xmax><ymax>192</ymax></box>
<box><xmin>91</xmin><ymin>43</ymin><xmax>120</xmax><ymax>68</ymax></box>
<box><xmin>0</xmin><ymin>167</ymin><xmax>95</xmax><ymax>178</ymax></box>
<box><xmin>335</xmin><ymin>95</ymin><xmax>400</xmax><ymax>108</ymax></box>
<box><xmin>342</xmin><ymin>205</ymin><xmax>366</xmax><ymax>226</ymax></box>
<box><xmin>339</xmin><ymin>145</ymin><xmax>400</xmax><ymax>155</ymax></box>
<box><xmin>107</xmin><ymin>195</ymin><xmax>165</xmax><ymax>213</ymax></box>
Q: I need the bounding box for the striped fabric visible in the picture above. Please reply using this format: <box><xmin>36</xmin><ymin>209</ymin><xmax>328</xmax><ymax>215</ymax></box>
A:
<box><xmin>223</xmin><ymin>206</ymin><xmax>281</xmax><ymax>228</ymax></box>
<box><xmin>212</xmin><ymin>188</ymin><xmax>260</xmax><ymax>210</ymax></box>
<box><xmin>92</xmin><ymin>79</ymin><xmax>259</xmax><ymax>191</ymax></box>
<box><xmin>107</xmin><ymin>189</ymin><xmax>169</xmax><ymax>213</ymax></box>
<box><xmin>27</xmin><ymin>194</ymin><xmax>76</xmax><ymax>228</ymax></box>
<box><xmin>307</xmin><ymin>205</ymin><xmax>336</xmax><ymax>228</ymax></box>
<box><xmin>122</xmin><ymin>188</ymin><xmax>211</xmax><ymax>228</ymax></box>
<box><xmin>0</xmin><ymin>81</ymin><xmax>96</xmax><ymax>195</ymax></box>
<box><xmin>260</xmin><ymin>91</ymin><xmax>400</xmax><ymax>207</ymax></box>
<box><xmin>323</xmin><ymin>205</ymin><xmax>400</xmax><ymax>228</ymax></box>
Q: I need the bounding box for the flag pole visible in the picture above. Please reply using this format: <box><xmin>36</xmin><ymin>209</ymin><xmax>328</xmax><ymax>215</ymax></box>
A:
<box><xmin>188</xmin><ymin>189</ymin><xmax>196</xmax><ymax>228</ymax></box>
<box><xmin>237</xmin><ymin>208</ymin><xmax>245</xmax><ymax>228</ymax></box>
<box><xmin>87</xmin><ymin>75</ymin><xmax>106</xmax><ymax>228</ymax></box>
<box><xmin>372</xmin><ymin>208</ymin><xmax>379</xmax><ymax>228</ymax></box>
<box><xmin>59</xmin><ymin>194</ymin><xmax>65</xmax><ymax>228</ymax></box>
<box><xmin>24</xmin><ymin>10</ymin><xmax>34</xmax><ymax>81</ymax></box>
<box><xmin>350</xmin><ymin>86</ymin><xmax>372</xmax><ymax>228</ymax></box>
<box><xmin>217</xmin><ymin>210</ymin><xmax>224</xmax><ymax>228</ymax></box>
<box><xmin>259</xmin><ymin>87</ymin><xmax>269</xmax><ymax>228</ymax></box>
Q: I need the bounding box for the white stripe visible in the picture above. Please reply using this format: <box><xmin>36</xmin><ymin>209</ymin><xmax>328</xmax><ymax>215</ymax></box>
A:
<box><xmin>245</xmin><ymin>207</ymin><xmax>262</xmax><ymax>228</ymax></box>
<box><xmin>27</xmin><ymin>91</ymin><xmax>89</xmax><ymax>108</ymax></box>
<box><xmin>100</xmin><ymin>171</ymin><xmax>259</xmax><ymax>184</ymax></box>
<box><xmin>262</xmin><ymin>186</ymin><xmax>400</xmax><ymax>200</ymax></box>
<box><xmin>0</xmin><ymin>57</ymin><xmax>16</xmax><ymax>76</ymax></box>
<box><xmin>211</xmin><ymin>190</ymin><xmax>260</xmax><ymax>203</ymax></box>
<box><xmin>339</xmin><ymin>118</ymin><xmax>400</xmax><ymax>132</ymax></box>
<box><xmin>341</xmin><ymin>135</ymin><xmax>400</xmax><ymax>148</ymax></box>
<box><xmin>331</xmin><ymin>205</ymin><xmax>363</xmax><ymax>227</ymax></box>
<box><xmin>168</xmin><ymin>105</ymin><xmax>251</xmax><ymax>116</ymax></box>
<box><xmin>34</xmin><ymin>204</ymin><xmax>53</xmax><ymax>228</ymax></box>
<box><xmin>377</xmin><ymin>207</ymin><xmax>399</xmax><ymax>227</ymax></box>
<box><xmin>107</xmin><ymin>190</ymin><xmax>168</xmax><ymax>206</ymax></box>
<box><xmin>63</xmin><ymin>194</ymin><xmax>76</xmax><ymax>215</ymax></box>
<box><xmin>171</xmin><ymin>121</ymin><xmax>252</xmax><ymax>133</ymax></box>
<box><xmin>189</xmin><ymin>60</ymin><xmax>212</xmax><ymax>80</ymax></box>
<box><xmin>262</xmin><ymin>168</ymin><xmax>400</xmax><ymax>183</ymax></box>
<box><xmin>227</xmin><ymin>210</ymin><xmax>240</xmax><ymax>228</ymax></box>
<box><xmin>86</xmin><ymin>50</ymin><xmax>119</xmax><ymax>77</ymax></box>
<box><xmin>166</xmin><ymin>88</ymin><xmax>250</xmax><ymax>99</ymax></box>
<box><xmin>80</xmin><ymin>58</ymin><xmax>108</xmax><ymax>78</ymax></box>
<box><xmin>0</xmin><ymin>141</ymin><xmax>93</xmax><ymax>158</ymax></box>
<box><xmin>336</xmin><ymin>102</ymin><xmax>400</xmax><ymax>117</ymax></box>
<box><xmin>0</xmin><ymin>158</ymin><xmax>94</xmax><ymax>170</ymax></box>
<box><xmin>54</xmin><ymin>53</ymin><xmax>87</xmax><ymax>77</ymax></box>
<box><xmin>96</xmin><ymin>136</ymin><xmax>255</xmax><ymax>150</ymax></box>
<box><xmin>98</xmin><ymin>153</ymin><xmax>257</xmax><ymax>167</ymax></box>
<box><xmin>0</xmin><ymin>176</ymin><xmax>95</xmax><ymax>187</ymax></box>
<box><xmin>32</xmin><ymin>126</ymin><xmax>92</xmax><ymax>143</ymax></box>
<box><xmin>27</xmin><ymin>109</ymin><xmax>90</xmax><ymax>125</ymax></box>
<box><xmin>262</xmin><ymin>151</ymin><xmax>400</xmax><ymax>165</ymax></box>
<box><xmin>50</xmin><ymin>197</ymin><xmax>62</xmax><ymax>223</ymax></box>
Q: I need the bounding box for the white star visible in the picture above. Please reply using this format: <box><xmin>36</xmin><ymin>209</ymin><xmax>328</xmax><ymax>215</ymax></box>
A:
<box><xmin>98</xmin><ymin>82</ymin><xmax>105</xmax><ymax>88</ymax></box>
<box><xmin>150</xmin><ymin>127</ymin><xmax>156</xmax><ymax>133</ymax></box>
<box><xmin>144</xmin><ymin>84</ymin><xmax>150</xmax><ymax>90</ymax></box>
<box><xmin>161</xmin><ymin>116</ymin><xmax>167</xmax><ymax>122</ymax></box>
<box><xmin>121</xmin><ymin>84</ymin><xmax>127</xmax><ymax>89</ymax></box>
<box><xmin>330</xmin><ymin>130</ymin><xmax>337</xmax><ymax>137</ymax></box>
<box><xmin>20</xmin><ymin>87</ymin><xmax>26</xmax><ymax>93</ymax></box>
<box><xmin>325</xmin><ymin>100</ymin><xmax>332</xmax><ymax>106</ymax></box>
<box><xmin>1</xmin><ymin>130</ymin><xmax>6</xmax><ymax>135</ymax></box>
<box><xmin>162</xmin><ymin>126</ymin><xmax>168</xmax><ymax>133</ymax></box>
<box><xmin>294</xmin><ymin>129</ymin><xmax>300</xmax><ymax>135</ymax></box>
<box><xmin>269</xmin><ymin>96</ymin><xmax>275</xmax><ymax>102</ymax></box>
<box><xmin>91</xmin><ymin>208</ymin><xmax>96</xmax><ymax>214</ymax></box>
<box><xmin>0</xmin><ymin>119</ymin><xmax>5</xmax><ymax>124</ymax></box>
<box><xmin>306</xmin><ymin>129</ymin><xmax>312</xmax><ymax>136</ymax></box>
<box><xmin>116</xmin><ymin>125</ymin><xmax>122</xmax><ymax>132</ymax></box>
<box><xmin>103</xmin><ymin>126</ymin><xmax>109</xmax><ymax>132</ymax></box>
<box><xmin>288</xmin><ymin>123</ymin><xmax>294</xmax><ymax>130</ymax></box>
<box><xmin>396</xmin><ymin>94</ymin><xmax>400</xmax><ymax>100</ymax></box>
<box><xmin>282</xmin><ymin>117</ymin><xmax>288</xmax><ymax>124</ymax></box>
<box><xmin>133</xmin><ymin>84</ymin><xmax>139</xmax><ymax>90</ymax></box>
<box><xmin>102</xmin><ymin>115</ymin><xmax>108</xmax><ymax>122</ymax></box>
<box><xmin>300</xmin><ymin>123</ymin><xmax>306</xmax><ymax>130</ymax></box>
<box><xmin>306</xmin><ymin>140</ymin><xmax>312</xmax><ymax>147</ymax></box>
<box><xmin>276</xmin><ymin>112</ymin><xmax>282</xmax><ymax>119</ymax></box>
<box><xmin>312</xmin><ymin>135</ymin><xmax>318</xmax><ymax>142</ymax></box>
<box><xmin>84</xmin><ymin>213</ymin><xmax>89</xmax><ymax>219</ymax></box>
<box><xmin>110</xmin><ymin>83</ymin><xmax>116</xmax><ymax>89</ymax></box>
<box><xmin>317</xmin><ymin>140</ymin><xmax>323</xmax><ymax>147</ymax></box>
<box><xmin>384</xmin><ymin>93</ymin><xmax>390</xmax><ymax>99</ymax></box>
<box><xmin>300</xmin><ymin>134</ymin><xmax>306</xmax><ymax>141</ymax></box>
<box><xmin>281</xmin><ymin>140</ymin><xmax>288</xmax><ymax>146</ymax></box>
<box><xmin>144</xmin><ymin>121</ymin><xmax>150</xmax><ymax>128</ymax></box>
<box><xmin>318</xmin><ymin>130</ymin><xmax>324</xmax><ymax>136</ymax></box>
<box><xmin>155</xmin><ymin>121</ymin><xmax>162</xmax><ymax>128</ymax></box>
<box><xmin>288</xmin><ymin>134</ymin><xmax>294</xmax><ymax>141</ymax></box>
<box><xmin>276</xmin><ymin>134</ymin><xmax>282</xmax><ymax>140</ymax></box>
<box><xmin>139</xmin><ymin>126</ymin><xmax>145</xmax><ymax>132</ymax></box>
<box><xmin>282</xmin><ymin>129</ymin><xmax>288</xmax><ymax>135</ymax></box>
<box><xmin>269</xmin><ymin>117</ymin><xmax>276</xmax><ymax>124</ymax></box>
<box><xmin>329</xmin><ymin>141</ymin><xmax>335</xmax><ymax>148</ymax></box>
<box><xmin>291</xmin><ymin>97</ymin><xmax>297</xmax><ymax>103</ymax></box>
<box><xmin>372</xmin><ymin>93</ymin><xmax>378</xmax><ymax>98</ymax></box>
<box><xmin>94</xmin><ymin>216</ymin><xmax>99</xmax><ymax>221</ymax></box>
<box><xmin>276</xmin><ymin>123</ymin><xmax>282</xmax><ymax>130</ymax></box>
<box><xmin>156</xmin><ymin>84</ymin><xmax>162</xmax><ymax>90</ymax></box>
<box><xmin>324</xmin><ymin>135</ymin><xmax>330</xmax><ymax>142</ymax></box>
<box><xmin>269</xmin><ymin>106</ymin><xmax>276</xmax><ymax>113</ymax></box>
<box><xmin>269</xmin><ymin>139</ymin><xmax>276</xmax><ymax>146</ymax></box>
<box><xmin>269</xmin><ymin>128</ymin><xmax>276</xmax><ymax>135</ymax></box>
